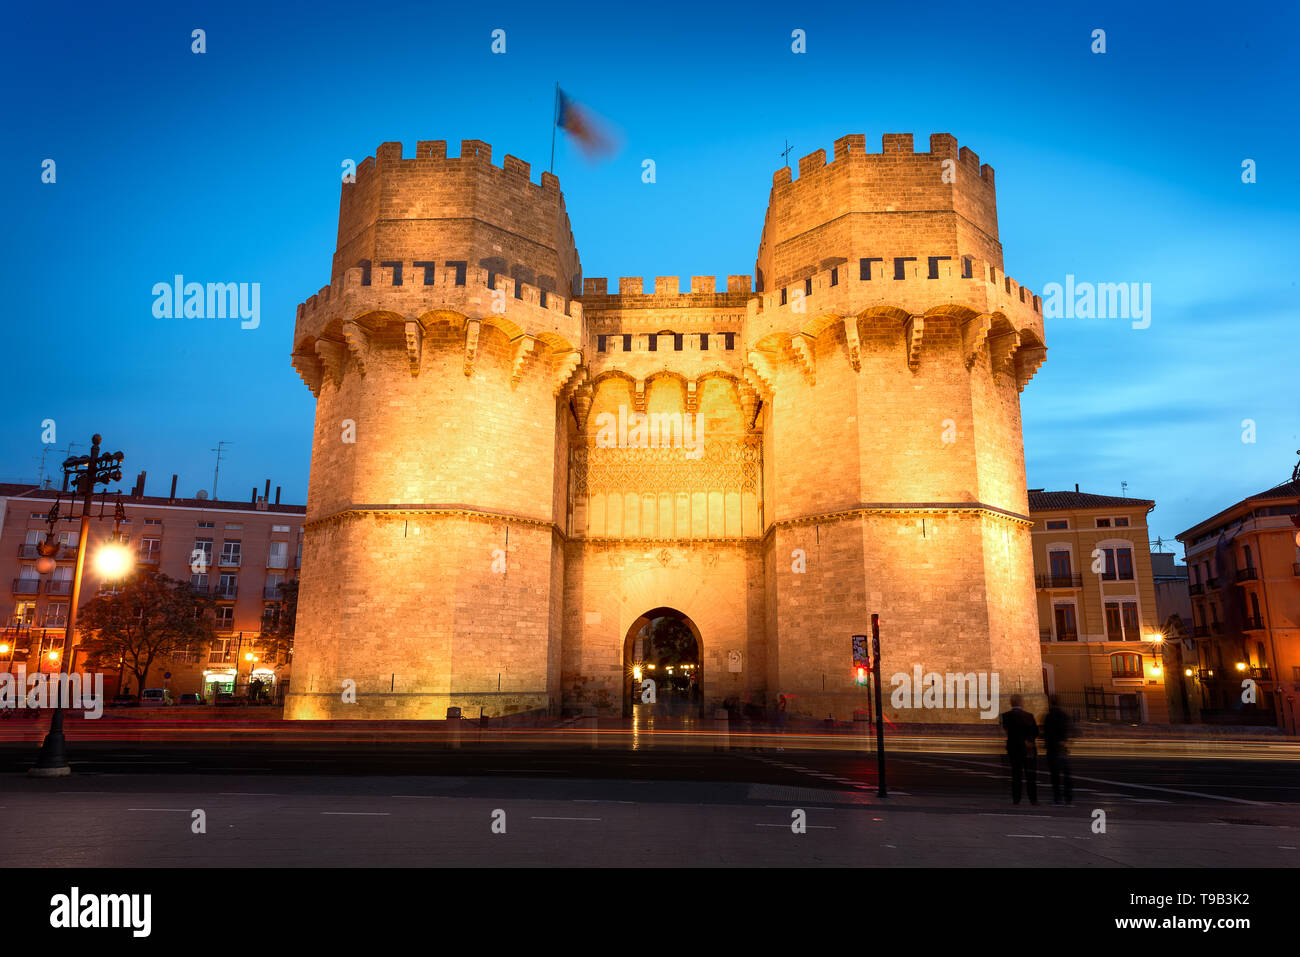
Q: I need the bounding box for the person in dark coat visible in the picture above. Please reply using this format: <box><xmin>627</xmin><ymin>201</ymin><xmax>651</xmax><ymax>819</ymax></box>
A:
<box><xmin>1000</xmin><ymin>694</ymin><xmax>1039</xmax><ymax>805</ymax></box>
<box><xmin>1043</xmin><ymin>695</ymin><xmax>1073</xmax><ymax>805</ymax></box>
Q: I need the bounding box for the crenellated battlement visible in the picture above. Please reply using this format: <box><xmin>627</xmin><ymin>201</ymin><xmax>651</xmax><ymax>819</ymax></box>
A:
<box><xmin>352</xmin><ymin>138</ymin><xmax>564</xmax><ymax>197</ymax></box>
<box><xmin>745</xmin><ymin>254</ymin><xmax>1043</xmax><ymax>349</ymax></box>
<box><xmin>773</xmin><ymin>132</ymin><xmax>996</xmax><ymax>187</ymax></box>
<box><xmin>580</xmin><ymin>275</ymin><xmax>754</xmax><ymax>297</ymax></box>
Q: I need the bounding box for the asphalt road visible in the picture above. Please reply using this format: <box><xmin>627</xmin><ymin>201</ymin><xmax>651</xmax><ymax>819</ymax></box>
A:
<box><xmin>1</xmin><ymin>738</ymin><xmax>1296</xmax><ymax>866</ymax></box>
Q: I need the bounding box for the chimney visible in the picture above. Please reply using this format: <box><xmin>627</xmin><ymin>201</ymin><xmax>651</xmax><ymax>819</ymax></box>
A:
<box><xmin>169</xmin><ymin>474</ymin><xmax>178</xmax><ymax>501</ymax></box>
<box><xmin>251</xmin><ymin>487</ymin><xmax>258</xmax><ymax>504</ymax></box>
<box><xmin>274</xmin><ymin>486</ymin><xmax>281</xmax><ymax>505</ymax></box>
<box><xmin>263</xmin><ymin>479</ymin><xmax>271</xmax><ymax>501</ymax></box>
<box><xmin>1075</xmin><ymin>483</ymin><xmax>1079</xmax><ymax>493</ymax></box>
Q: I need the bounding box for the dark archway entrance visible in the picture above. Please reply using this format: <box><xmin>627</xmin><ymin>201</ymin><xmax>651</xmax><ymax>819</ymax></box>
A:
<box><xmin>623</xmin><ymin>607</ymin><xmax>702</xmax><ymax>717</ymax></box>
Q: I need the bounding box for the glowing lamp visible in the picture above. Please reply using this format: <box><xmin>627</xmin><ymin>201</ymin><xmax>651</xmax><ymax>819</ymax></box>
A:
<box><xmin>93</xmin><ymin>541</ymin><xmax>133</xmax><ymax>579</ymax></box>
<box><xmin>1235</xmin><ymin>662</ymin><xmax>1247</xmax><ymax>671</ymax></box>
<box><xmin>35</xmin><ymin>555</ymin><xmax>56</xmax><ymax>575</ymax></box>
<box><xmin>0</xmin><ymin>643</ymin><xmax>9</xmax><ymax>655</ymax></box>
<box><xmin>1184</xmin><ymin>668</ymin><xmax>1193</xmax><ymax>677</ymax></box>
<box><xmin>47</xmin><ymin>650</ymin><xmax>59</xmax><ymax>661</ymax></box>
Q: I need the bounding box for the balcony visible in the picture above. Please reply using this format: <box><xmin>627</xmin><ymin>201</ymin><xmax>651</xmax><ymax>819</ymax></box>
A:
<box><xmin>45</xmin><ymin>580</ymin><xmax>72</xmax><ymax>596</ymax></box>
<box><xmin>263</xmin><ymin>584</ymin><xmax>283</xmax><ymax>600</ymax></box>
<box><xmin>1235</xmin><ymin>567</ymin><xmax>1258</xmax><ymax>583</ymax></box>
<box><xmin>1192</xmin><ymin>625</ymin><xmax>1210</xmax><ymax>638</ymax></box>
<box><xmin>17</xmin><ymin>544</ymin><xmax>39</xmax><ymax>559</ymax></box>
<box><xmin>136</xmin><ymin>551</ymin><xmax>161</xmax><ymax>566</ymax></box>
<box><xmin>56</xmin><ymin>546</ymin><xmax>78</xmax><ymax>560</ymax></box>
<box><xmin>207</xmin><ymin>650</ymin><xmax>232</xmax><ymax>665</ymax></box>
<box><xmin>218</xmin><ymin>555</ymin><xmax>242</xmax><ymax>568</ymax></box>
<box><xmin>213</xmin><ymin>584</ymin><xmax>238</xmax><ymax>600</ymax></box>
<box><xmin>1294</xmin><ymin>563</ymin><xmax>1300</xmax><ymax>577</ymax></box>
<box><xmin>1188</xmin><ymin>583</ymin><xmax>1204</xmax><ymax>596</ymax></box>
<box><xmin>267</xmin><ymin>556</ymin><xmax>288</xmax><ymax>570</ymax></box>
<box><xmin>1036</xmin><ymin>573</ymin><xmax>1082</xmax><ymax>589</ymax></box>
<box><xmin>1243</xmin><ymin>615</ymin><xmax>1265</xmax><ymax>631</ymax></box>
<box><xmin>1056</xmin><ymin>629</ymin><xmax>1079</xmax><ymax>642</ymax></box>
<box><xmin>1206</xmin><ymin>577</ymin><xmax>1220</xmax><ymax>589</ymax></box>
<box><xmin>12</xmin><ymin>578</ymin><xmax>40</xmax><ymax>595</ymax></box>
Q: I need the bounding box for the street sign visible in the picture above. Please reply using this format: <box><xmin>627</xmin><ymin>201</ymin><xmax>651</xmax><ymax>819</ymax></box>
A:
<box><xmin>852</xmin><ymin>634</ymin><xmax>870</xmax><ymax>670</ymax></box>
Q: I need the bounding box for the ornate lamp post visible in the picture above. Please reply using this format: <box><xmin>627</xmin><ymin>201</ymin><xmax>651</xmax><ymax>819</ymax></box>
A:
<box><xmin>29</xmin><ymin>434</ymin><xmax>126</xmax><ymax>778</ymax></box>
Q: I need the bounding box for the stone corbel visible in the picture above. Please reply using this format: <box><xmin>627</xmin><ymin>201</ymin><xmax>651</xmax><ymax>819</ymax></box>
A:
<box><xmin>963</xmin><ymin>314</ymin><xmax>992</xmax><ymax>369</ymax></box>
<box><xmin>341</xmin><ymin>320</ymin><xmax>370</xmax><ymax>376</ymax></box>
<box><xmin>789</xmin><ymin>333</ymin><xmax>815</xmax><ymax>383</ymax></box>
<box><xmin>291</xmin><ymin>350</ymin><xmax>323</xmax><ymax>397</ymax></box>
<box><xmin>739</xmin><ymin>383</ymin><xmax>760</xmax><ymax>432</ymax></box>
<box><xmin>552</xmin><ymin>351</ymin><xmax>583</xmax><ymax>397</ymax></box>
<box><xmin>905</xmin><ymin>316</ymin><xmax>924</xmax><ymax>372</ymax></box>
<box><xmin>404</xmin><ymin>319</ymin><xmax>424</xmax><ymax>376</ymax></box>
<box><xmin>571</xmin><ymin>384</ymin><xmax>594</xmax><ymax>430</ymax></box>
<box><xmin>510</xmin><ymin>335</ymin><xmax>538</xmax><ymax>387</ymax></box>
<box><xmin>989</xmin><ymin>330</ymin><xmax>1021</xmax><ymax>376</ymax></box>
<box><xmin>464</xmin><ymin>318</ymin><xmax>482</xmax><ymax>377</ymax></box>
<box><xmin>745</xmin><ymin>353</ymin><xmax>777</xmax><ymax>398</ymax></box>
<box><xmin>314</xmin><ymin>339</ymin><xmax>346</xmax><ymax>387</ymax></box>
<box><xmin>1014</xmin><ymin>344</ymin><xmax>1048</xmax><ymax>392</ymax></box>
<box><xmin>842</xmin><ymin>317</ymin><xmax>861</xmax><ymax>372</ymax></box>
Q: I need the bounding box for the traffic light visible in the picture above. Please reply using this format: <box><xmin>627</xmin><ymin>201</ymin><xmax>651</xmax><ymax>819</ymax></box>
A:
<box><xmin>855</xmin><ymin>666</ymin><xmax>868</xmax><ymax>686</ymax></box>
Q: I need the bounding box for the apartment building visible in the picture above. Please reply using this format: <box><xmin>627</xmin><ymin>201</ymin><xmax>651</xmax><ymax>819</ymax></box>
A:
<box><xmin>1177</xmin><ymin>467</ymin><xmax>1300</xmax><ymax>730</ymax></box>
<box><xmin>1029</xmin><ymin>488</ymin><xmax>1169</xmax><ymax>724</ymax></box>
<box><xmin>0</xmin><ymin>474</ymin><xmax>304</xmax><ymax>700</ymax></box>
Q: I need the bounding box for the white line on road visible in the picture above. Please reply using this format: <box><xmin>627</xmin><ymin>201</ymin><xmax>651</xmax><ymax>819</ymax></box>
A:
<box><xmin>1007</xmin><ymin>834</ymin><xmax>1046</xmax><ymax>838</ymax></box>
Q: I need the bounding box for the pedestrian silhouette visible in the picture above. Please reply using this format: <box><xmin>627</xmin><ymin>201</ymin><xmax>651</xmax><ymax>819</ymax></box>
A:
<box><xmin>1000</xmin><ymin>694</ymin><xmax>1039</xmax><ymax>805</ymax></box>
<box><xmin>1043</xmin><ymin>695</ymin><xmax>1073</xmax><ymax>805</ymax></box>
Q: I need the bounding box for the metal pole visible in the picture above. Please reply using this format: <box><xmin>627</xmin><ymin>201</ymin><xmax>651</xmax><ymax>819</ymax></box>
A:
<box><xmin>871</xmin><ymin>613</ymin><xmax>886</xmax><ymax>797</ymax></box>
<box><xmin>549</xmin><ymin>82</ymin><xmax>559</xmax><ymax>172</ymax></box>
<box><xmin>30</xmin><ymin>436</ymin><xmax>99</xmax><ymax>777</ymax></box>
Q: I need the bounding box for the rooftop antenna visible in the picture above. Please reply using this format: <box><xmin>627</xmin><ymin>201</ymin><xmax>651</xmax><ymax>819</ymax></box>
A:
<box><xmin>1121</xmin><ymin>480</ymin><xmax>1128</xmax><ymax>498</ymax></box>
<box><xmin>211</xmin><ymin>440</ymin><xmax>231</xmax><ymax>501</ymax></box>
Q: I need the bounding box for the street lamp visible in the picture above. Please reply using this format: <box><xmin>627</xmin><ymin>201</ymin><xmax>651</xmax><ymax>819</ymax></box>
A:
<box><xmin>30</xmin><ymin>433</ymin><xmax>125</xmax><ymax>778</ymax></box>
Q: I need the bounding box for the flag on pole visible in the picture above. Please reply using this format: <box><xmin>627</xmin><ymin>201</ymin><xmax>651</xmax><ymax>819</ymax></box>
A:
<box><xmin>552</xmin><ymin>86</ymin><xmax>614</xmax><ymax>163</ymax></box>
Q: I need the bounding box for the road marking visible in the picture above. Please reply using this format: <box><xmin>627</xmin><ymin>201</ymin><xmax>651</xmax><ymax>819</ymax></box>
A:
<box><xmin>1007</xmin><ymin>834</ymin><xmax>1046</xmax><ymax>838</ymax></box>
<box><xmin>321</xmin><ymin>812</ymin><xmax>390</xmax><ymax>816</ymax></box>
<box><xmin>128</xmin><ymin>808</ymin><xmax>190</xmax><ymax>812</ymax></box>
<box><xmin>754</xmin><ymin>824</ymin><xmax>837</xmax><ymax>829</ymax></box>
<box><xmin>530</xmin><ymin>816</ymin><xmax>600</xmax><ymax>821</ymax></box>
<box><xmin>927</xmin><ymin>755</ymin><xmax>1275</xmax><ymax>806</ymax></box>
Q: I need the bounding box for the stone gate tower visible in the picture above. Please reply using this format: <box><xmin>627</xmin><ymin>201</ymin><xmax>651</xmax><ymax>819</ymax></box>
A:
<box><xmin>285</xmin><ymin>132</ymin><xmax>1049</xmax><ymax>723</ymax></box>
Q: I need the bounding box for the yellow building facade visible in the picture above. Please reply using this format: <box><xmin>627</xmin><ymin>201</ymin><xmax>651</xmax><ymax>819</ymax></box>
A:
<box><xmin>1029</xmin><ymin>489</ymin><xmax>1169</xmax><ymax>723</ymax></box>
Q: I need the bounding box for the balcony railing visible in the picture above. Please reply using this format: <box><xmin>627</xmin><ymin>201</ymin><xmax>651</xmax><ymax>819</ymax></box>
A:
<box><xmin>263</xmin><ymin>585</ymin><xmax>283</xmax><ymax>600</ymax></box>
<box><xmin>1294</xmin><ymin>563</ymin><xmax>1300</xmax><ymax>577</ymax></box>
<box><xmin>267</xmin><ymin>556</ymin><xmax>287</xmax><ymax>569</ymax></box>
<box><xmin>1243</xmin><ymin>615</ymin><xmax>1265</xmax><ymax>631</ymax></box>
<box><xmin>218</xmin><ymin>555</ymin><xmax>242</xmax><ymax>567</ymax></box>
<box><xmin>17</xmin><ymin>544</ymin><xmax>39</xmax><ymax>559</ymax></box>
<box><xmin>45</xmin><ymin>580</ymin><xmax>72</xmax><ymax>596</ymax></box>
<box><xmin>207</xmin><ymin>650</ymin><xmax>232</xmax><ymax>665</ymax></box>
<box><xmin>1056</xmin><ymin>629</ymin><xmax>1079</xmax><ymax>642</ymax></box>
<box><xmin>1188</xmin><ymin>583</ymin><xmax>1204</xmax><ymax>596</ymax></box>
<box><xmin>1192</xmin><ymin>625</ymin><xmax>1210</xmax><ymax>638</ymax></box>
<box><xmin>12</xmin><ymin>578</ymin><xmax>40</xmax><ymax>595</ymax></box>
<box><xmin>136</xmin><ymin>551</ymin><xmax>161</xmax><ymax>565</ymax></box>
<box><xmin>1235</xmin><ymin>567</ymin><xmax>1258</xmax><ymax>582</ymax></box>
<box><xmin>213</xmin><ymin>585</ymin><xmax>238</xmax><ymax>599</ymax></box>
<box><xmin>42</xmin><ymin>617</ymin><xmax>68</xmax><ymax>629</ymax></box>
<box><xmin>1036</xmin><ymin>573</ymin><xmax>1082</xmax><ymax>589</ymax></box>
<box><xmin>1206</xmin><ymin>577</ymin><xmax>1220</xmax><ymax>589</ymax></box>
<box><xmin>56</xmin><ymin>546</ymin><xmax>78</xmax><ymax>560</ymax></box>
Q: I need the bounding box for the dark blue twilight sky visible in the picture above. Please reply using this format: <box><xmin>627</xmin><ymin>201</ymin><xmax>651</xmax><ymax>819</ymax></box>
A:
<box><xmin>2</xmin><ymin>0</ymin><xmax>1296</xmax><ymax>545</ymax></box>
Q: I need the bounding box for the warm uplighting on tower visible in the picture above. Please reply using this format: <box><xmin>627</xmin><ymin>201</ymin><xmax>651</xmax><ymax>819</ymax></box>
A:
<box><xmin>1235</xmin><ymin>662</ymin><xmax>1247</xmax><ymax>672</ymax></box>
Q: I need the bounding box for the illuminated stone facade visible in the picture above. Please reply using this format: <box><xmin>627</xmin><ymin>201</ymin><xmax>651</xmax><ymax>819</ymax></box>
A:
<box><xmin>285</xmin><ymin>133</ymin><xmax>1049</xmax><ymax>722</ymax></box>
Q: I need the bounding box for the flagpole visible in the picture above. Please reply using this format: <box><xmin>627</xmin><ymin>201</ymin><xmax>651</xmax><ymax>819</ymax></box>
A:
<box><xmin>549</xmin><ymin>82</ymin><xmax>559</xmax><ymax>172</ymax></box>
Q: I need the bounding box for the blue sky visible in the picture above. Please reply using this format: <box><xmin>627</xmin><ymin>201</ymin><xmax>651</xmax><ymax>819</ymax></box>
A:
<box><xmin>2</xmin><ymin>0</ymin><xmax>1296</xmax><ymax>547</ymax></box>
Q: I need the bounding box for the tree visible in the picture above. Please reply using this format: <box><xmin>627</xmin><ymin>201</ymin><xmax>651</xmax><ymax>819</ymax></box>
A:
<box><xmin>258</xmin><ymin>578</ymin><xmax>297</xmax><ymax>671</ymax></box>
<box><xmin>78</xmin><ymin>570</ymin><xmax>218</xmax><ymax>699</ymax></box>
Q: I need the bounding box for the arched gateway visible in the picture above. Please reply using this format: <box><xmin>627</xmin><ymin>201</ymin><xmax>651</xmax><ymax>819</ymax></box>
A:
<box><xmin>623</xmin><ymin>607</ymin><xmax>703</xmax><ymax>717</ymax></box>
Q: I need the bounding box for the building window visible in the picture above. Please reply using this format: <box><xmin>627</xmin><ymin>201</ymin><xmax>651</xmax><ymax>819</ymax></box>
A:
<box><xmin>268</xmin><ymin>541</ymin><xmax>288</xmax><ymax>569</ymax></box>
<box><xmin>1045</xmin><ymin>520</ymin><xmax>1068</xmax><ymax>530</ymax></box>
<box><xmin>1101</xmin><ymin>549</ymin><xmax>1117</xmax><ymax>580</ymax></box>
<box><xmin>1110</xmin><ymin>652</ymin><xmax>1143</xmax><ymax>678</ymax></box>
<box><xmin>1053</xmin><ymin>604</ymin><xmax>1077</xmax><ymax>640</ymax></box>
<box><xmin>215</xmin><ymin>606</ymin><xmax>234</xmax><ymax>628</ymax></box>
<box><xmin>220</xmin><ymin>540</ymin><xmax>242</xmax><ymax>566</ymax></box>
<box><xmin>1115</xmin><ymin>517</ymin><xmax>1130</xmax><ymax>527</ymax></box>
<box><xmin>190</xmin><ymin>573</ymin><xmax>209</xmax><ymax>591</ymax></box>
<box><xmin>139</xmin><ymin>537</ymin><xmax>161</xmax><ymax>563</ymax></box>
<box><xmin>194</xmin><ymin>538</ymin><xmax>213</xmax><ymax>568</ymax></box>
<box><xmin>216</xmin><ymin>574</ymin><xmax>238</xmax><ymax>599</ymax></box>
<box><xmin>1116</xmin><ymin>548</ymin><xmax>1134</xmax><ymax>580</ymax></box>
<box><xmin>13</xmin><ymin>601</ymin><xmax>37</xmax><ymax>626</ymax></box>
<box><xmin>295</xmin><ymin>541</ymin><xmax>303</xmax><ymax>568</ymax></box>
<box><xmin>1048</xmin><ymin>550</ymin><xmax>1072</xmax><ymax>579</ymax></box>
<box><xmin>1096</xmin><ymin>518</ymin><xmax>1111</xmax><ymax>528</ymax></box>
<box><xmin>1120</xmin><ymin>603</ymin><xmax>1139</xmax><ymax>640</ymax></box>
<box><xmin>144</xmin><ymin>518</ymin><xmax>162</xmax><ymax>525</ymax></box>
<box><xmin>1243</xmin><ymin>545</ymin><xmax>1253</xmax><ymax>570</ymax></box>
<box><xmin>226</xmin><ymin>523</ymin><xmax>243</xmax><ymax>530</ymax></box>
<box><xmin>272</xmin><ymin>525</ymin><xmax>289</xmax><ymax>533</ymax></box>
<box><xmin>1105</xmin><ymin>602</ymin><xmax>1122</xmax><ymax>639</ymax></box>
<box><xmin>42</xmin><ymin>604</ymin><xmax>68</xmax><ymax>628</ymax></box>
<box><xmin>198</xmin><ymin>521</ymin><xmax>214</xmax><ymax>528</ymax></box>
